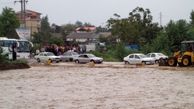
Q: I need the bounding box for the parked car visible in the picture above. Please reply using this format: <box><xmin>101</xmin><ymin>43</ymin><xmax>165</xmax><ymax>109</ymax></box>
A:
<box><xmin>123</xmin><ymin>53</ymin><xmax>155</xmax><ymax>65</ymax></box>
<box><xmin>34</xmin><ymin>52</ymin><xmax>60</xmax><ymax>63</ymax></box>
<box><xmin>146</xmin><ymin>53</ymin><xmax>168</xmax><ymax>63</ymax></box>
<box><xmin>74</xmin><ymin>54</ymin><xmax>103</xmax><ymax>64</ymax></box>
<box><xmin>59</xmin><ymin>51</ymin><xmax>79</xmax><ymax>62</ymax></box>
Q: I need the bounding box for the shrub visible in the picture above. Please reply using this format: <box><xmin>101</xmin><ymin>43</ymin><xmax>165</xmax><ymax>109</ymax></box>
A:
<box><xmin>140</xmin><ymin>32</ymin><xmax>171</xmax><ymax>55</ymax></box>
<box><xmin>0</xmin><ymin>47</ymin><xmax>8</xmax><ymax>63</ymax></box>
<box><xmin>91</xmin><ymin>50</ymin><xmax>119</xmax><ymax>62</ymax></box>
<box><xmin>0</xmin><ymin>59</ymin><xmax>30</xmax><ymax>70</ymax></box>
<box><xmin>92</xmin><ymin>43</ymin><xmax>136</xmax><ymax>62</ymax></box>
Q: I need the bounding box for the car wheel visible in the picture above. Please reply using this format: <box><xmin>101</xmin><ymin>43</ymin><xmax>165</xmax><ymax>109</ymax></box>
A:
<box><xmin>90</xmin><ymin>60</ymin><xmax>95</xmax><ymax>64</ymax></box>
<box><xmin>124</xmin><ymin>61</ymin><xmax>129</xmax><ymax>64</ymax></box>
<box><xmin>159</xmin><ymin>58</ymin><xmax>167</xmax><ymax>66</ymax></box>
<box><xmin>181</xmin><ymin>56</ymin><xmax>191</xmax><ymax>67</ymax></box>
<box><xmin>142</xmin><ymin>61</ymin><xmax>146</xmax><ymax>65</ymax></box>
<box><xmin>167</xmin><ymin>57</ymin><xmax>177</xmax><ymax>66</ymax></box>
<box><xmin>75</xmin><ymin>60</ymin><xmax>79</xmax><ymax>64</ymax></box>
<box><xmin>69</xmin><ymin>58</ymin><xmax>73</xmax><ymax>62</ymax></box>
<box><xmin>37</xmin><ymin>58</ymin><xmax>41</xmax><ymax>63</ymax></box>
<box><xmin>48</xmin><ymin>59</ymin><xmax>52</xmax><ymax>63</ymax></box>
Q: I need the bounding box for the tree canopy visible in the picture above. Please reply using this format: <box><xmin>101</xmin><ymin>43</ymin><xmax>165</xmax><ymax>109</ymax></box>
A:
<box><xmin>32</xmin><ymin>16</ymin><xmax>52</xmax><ymax>44</ymax></box>
<box><xmin>107</xmin><ymin>7</ymin><xmax>161</xmax><ymax>45</ymax></box>
<box><xmin>190</xmin><ymin>10</ymin><xmax>194</xmax><ymax>26</ymax></box>
<box><xmin>0</xmin><ymin>7</ymin><xmax>20</xmax><ymax>38</ymax></box>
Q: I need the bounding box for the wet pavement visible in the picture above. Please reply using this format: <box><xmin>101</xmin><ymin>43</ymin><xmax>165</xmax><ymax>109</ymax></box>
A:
<box><xmin>0</xmin><ymin>62</ymin><xmax>194</xmax><ymax>109</ymax></box>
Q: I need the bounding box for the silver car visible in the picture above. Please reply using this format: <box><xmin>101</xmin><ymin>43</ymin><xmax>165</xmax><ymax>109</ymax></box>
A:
<box><xmin>34</xmin><ymin>52</ymin><xmax>60</xmax><ymax>63</ymax></box>
<box><xmin>146</xmin><ymin>53</ymin><xmax>168</xmax><ymax>63</ymax></box>
<box><xmin>74</xmin><ymin>54</ymin><xmax>103</xmax><ymax>64</ymax></box>
<box><xmin>60</xmin><ymin>51</ymin><xmax>79</xmax><ymax>62</ymax></box>
<box><xmin>123</xmin><ymin>53</ymin><xmax>155</xmax><ymax>65</ymax></box>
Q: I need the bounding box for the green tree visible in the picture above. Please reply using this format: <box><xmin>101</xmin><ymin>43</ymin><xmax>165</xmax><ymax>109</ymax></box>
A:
<box><xmin>32</xmin><ymin>16</ymin><xmax>52</xmax><ymax>44</ymax></box>
<box><xmin>0</xmin><ymin>21</ymin><xmax>3</xmax><ymax>36</ymax></box>
<box><xmin>188</xmin><ymin>10</ymin><xmax>194</xmax><ymax>39</ymax></box>
<box><xmin>0</xmin><ymin>7</ymin><xmax>20</xmax><ymax>38</ymax></box>
<box><xmin>165</xmin><ymin>20</ymin><xmax>190</xmax><ymax>46</ymax></box>
<box><xmin>61</xmin><ymin>24</ymin><xmax>76</xmax><ymax>37</ymax></box>
<box><xmin>190</xmin><ymin>10</ymin><xmax>194</xmax><ymax>26</ymax></box>
<box><xmin>115</xmin><ymin>42</ymin><xmax>130</xmax><ymax>61</ymax></box>
<box><xmin>75</xmin><ymin>21</ymin><xmax>83</xmax><ymax>27</ymax></box>
<box><xmin>83</xmin><ymin>22</ymin><xmax>93</xmax><ymax>26</ymax></box>
<box><xmin>40</xmin><ymin>16</ymin><xmax>50</xmax><ymax>33</ymax></box>
<box><xmin>107</xmin><ymin>7</ymin><xmax>161</xmax><ymax>45</ymax></box>
<box><xmin>142</xmin><ymin>31</ymin><xmax>170</xmax><ymax>54</ymax></box>
<box><xmin>48</xmin><ymin>37</ymin><xmax>64</xmax><ymax>45</ymax></box>
<box><xmin>144</xmin><ymin>19</ymin><xmax>192</xmax><ymax>55</ymax></box>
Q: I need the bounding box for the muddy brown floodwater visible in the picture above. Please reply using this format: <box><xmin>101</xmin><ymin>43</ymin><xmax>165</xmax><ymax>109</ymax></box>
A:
<box><xmin>0</xmin><ymin>62</ymin><xmax>194</xmax><ymax>109</ymax></box>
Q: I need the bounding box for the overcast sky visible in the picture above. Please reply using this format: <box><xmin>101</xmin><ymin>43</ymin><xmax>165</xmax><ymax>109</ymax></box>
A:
<box><xmin>0</xmin><ymin>0</ymin><xmax>194</xmax><ymax>26</ymax></box>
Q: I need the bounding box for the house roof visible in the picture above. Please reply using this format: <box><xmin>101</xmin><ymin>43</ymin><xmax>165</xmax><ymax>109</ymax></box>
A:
<box><xmin>76</xmin><ymin>26</ymin><xmax>96</xmax><ymax>32</ymax></box>
<box><xmin>16</xmin><ymin>10</ymin><xmax>41</xmax><ymax>15</ymax></box>
<box><xmin>66</xmin><ymin>32</ymin><xmax>98</xmax><ymax>39</ymax></box>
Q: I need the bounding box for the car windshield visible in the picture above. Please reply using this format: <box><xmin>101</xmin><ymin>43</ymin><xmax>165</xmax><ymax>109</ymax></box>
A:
<box><xmin>138</xmin><ymin>54</ymin><xmax>146</xmax><ymax>58</ymax></box>
<box><xmin>47</xmin><ymin>52</ymin><xmax>55</xmax><ymax>56</ymax></box>
<box><xmin>72</xmin><ymin>52</ymin><xmax>78</xmax><ymax>55</ymax></box>
<box><xmin>146</xmin><ymin>54</ymin><xmax>150</xmax><ymax>57</ymax></box>
<box><xmin>87</xmin><ymin>54</ymin><xmax>96</xmax><ymax>58</ymax></box>
<box><xmin>157</xmin><ymin>53</ymin><xmax>165</xmax><ymax>56</ymax></box>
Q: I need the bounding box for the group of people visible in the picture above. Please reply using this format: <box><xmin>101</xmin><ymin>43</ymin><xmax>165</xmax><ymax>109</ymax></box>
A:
<box><xmin>36</xmin><ymin>44</ymin><xmax>86</xmax><ymax>56</ymax></box>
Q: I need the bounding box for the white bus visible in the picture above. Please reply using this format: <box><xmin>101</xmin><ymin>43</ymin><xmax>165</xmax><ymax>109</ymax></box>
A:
<box><xmin>0</xmin><ymin>37</ymin><xmax>33</xmax><ymax>59</ymax></box>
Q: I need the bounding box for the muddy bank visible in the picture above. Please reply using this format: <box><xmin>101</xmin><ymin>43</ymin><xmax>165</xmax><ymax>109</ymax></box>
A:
<box><xmin>0</xmin><ymin>63</ymin><xmax>30</xmax><ymax>70</ymax></box>
<box><xmin>0</xmin><ymin>65</ymin><xmax>194</xmax><ymax>109</ymax></box>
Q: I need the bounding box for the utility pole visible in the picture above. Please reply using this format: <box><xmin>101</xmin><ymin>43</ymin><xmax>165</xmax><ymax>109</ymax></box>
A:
<box><xmin>14</xmin><ymin>0</ymin><xmax>28</xmax><ymax>28</ymax></box>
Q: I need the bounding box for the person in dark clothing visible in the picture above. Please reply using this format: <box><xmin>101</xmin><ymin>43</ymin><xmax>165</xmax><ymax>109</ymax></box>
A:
<box><xmin>12</xmin><ymin>43</ymin><xmax>17</xmax><ymax>61</ymax></box>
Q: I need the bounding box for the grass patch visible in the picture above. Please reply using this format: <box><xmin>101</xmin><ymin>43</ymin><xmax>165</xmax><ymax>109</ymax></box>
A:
<box><xmin>0</xmin><ymin>59</ymin><xmax>30</xmax><ymax>70</ymax></box>
<box><xmin>92</xmin><ymin>50</ymin><xmax>119</xmax><ymax>62</ymax></box>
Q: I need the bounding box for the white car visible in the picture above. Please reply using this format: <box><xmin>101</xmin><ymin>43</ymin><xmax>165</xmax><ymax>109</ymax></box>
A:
<box><xmin>34</xmin><ymin>52</ymin><xmax>60</xmax><ymax>63</ymax></box>
<box><xmin>146</xmin><ymin>53</ymin><xmax>168</xmax><ymax>63</ymax></box>
<box><xmin>74</xmin><ymin>54</ymin><xmax>103</xmax><ymax>64</ymax></box>
<box><xmin>123</xmin><ymin>53</ymin><xmax>155</xmax><ymax>65</ymax></box>
<box><xmin>59</xmin><ymin>51</ymin><xmax>79</xmax><ymax>62</ymax></box>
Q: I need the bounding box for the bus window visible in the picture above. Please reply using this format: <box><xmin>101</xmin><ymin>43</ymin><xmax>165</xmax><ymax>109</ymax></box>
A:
<box><xmin>0</xmin><ymin>41</ymin><xmax>3</xmax><ymax>46</ymax></box>
<box><xmin>0</xmin><ymin>40</ymin><xmax>17</xmax><ymax>47</ymax></box>
<box><xmin>17</xmin><ymin>41</ymin><xmax>31</xmax><ymax>52</ymax></box>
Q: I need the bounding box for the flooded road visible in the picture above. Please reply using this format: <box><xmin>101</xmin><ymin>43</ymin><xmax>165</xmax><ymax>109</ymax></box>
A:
<box><xmin>0</xmin><ymin>62</ymin><xmax>194</xmax><ymax>109</ymax></box>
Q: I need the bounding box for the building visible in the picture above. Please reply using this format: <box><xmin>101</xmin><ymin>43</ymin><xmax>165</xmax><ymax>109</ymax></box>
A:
<box><xmin>66</xmin><ymin>32</ymin><xmax>98</xmax><ymax>43</ymax></box>
<box><xmin>16</xmin><ymin>10</ymin><xmax>41</xmax><ymax>34</ymax></box>
<box><xmin>76</xmin><ymin>26</ymin><xmax>96</xmax><ymax>32</ymax></box>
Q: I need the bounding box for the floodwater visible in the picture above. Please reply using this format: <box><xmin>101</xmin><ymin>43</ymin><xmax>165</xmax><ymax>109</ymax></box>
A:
<box><xmin>0</xmin><ymin>62</ymin><xmax>194</xmax><ymax>109</ymax></box>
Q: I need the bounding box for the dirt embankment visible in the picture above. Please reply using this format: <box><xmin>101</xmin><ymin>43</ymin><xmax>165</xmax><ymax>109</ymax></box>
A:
<box><xmin>0</xmin><ymin>63</ymin><xmax>30</xmax><ymax>70</ymax></box>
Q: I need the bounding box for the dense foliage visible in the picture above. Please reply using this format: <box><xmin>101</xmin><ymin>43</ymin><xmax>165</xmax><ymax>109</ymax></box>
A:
<box><xmin>32</xmin><ymin>16</ymin><xmax>52</xmax><ymax>44</ymax></box>
<box><xmin>107</xmin><ymin>7</ymin><xmax>194</xmax><ymax>56</ymax></box>
<box><xmin>107</xmin><ymin>7</ymin><xmax>161</xmax><ymax>45</ymax></box>
<box><xmin>0</xmin><ymin>47</ymin><xmax>8</xmax><ymax>63</ymax></box>
<box><xmin>0</xmin><ymin>7</ymin><xmax>20</xmax><ymax>39</ymax></box>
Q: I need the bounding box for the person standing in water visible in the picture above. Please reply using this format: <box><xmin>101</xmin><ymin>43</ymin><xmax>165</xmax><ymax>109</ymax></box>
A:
<box><xmin>12</xmin><ymin>43</ymin><xmax>17</xmax><ymax>61</ymax></box>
